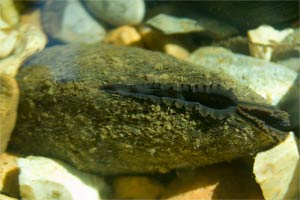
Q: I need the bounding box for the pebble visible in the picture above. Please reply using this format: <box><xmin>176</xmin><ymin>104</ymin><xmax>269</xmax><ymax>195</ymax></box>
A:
<box><xmin>254</xmin><ymin>132</ymin><xmax>299</xmax><ymax>200</ymax></box>
<box><xmin>272</xmin><ymin>28</ymin><xmax>300</xmax><ymax>72</ymax></box>
<box><xmin>18</xmin><ymin>156</ymin><xmax>108</xmax><ymax>200</ymax></box>
<box><xmin>248</xmin><ymin>25</ymin><xmax>294</xmax><ymax>60</ymax></box>
<box><xmin>161</xmin><ymin>161</ymin><xmax>263</xmax><ymax>199</ymax></box>
<box><xmin>0</xmin><ymin>75</ymin><xmax>19</xmax><ymax>153</ymax></box>
<box><xmin>42</xmin><ymin>0</ymin><xmax>106</xmax><ymax>44</ymax></box>
<box><xmin>0</xmin><ymin>0</ymin><xmax>19</xmax><ymax>26</ymax></box>
<box><xmin>146</xmin><ymin>14</ymin><xmax>238</xmax><ymax>40</ymax></box>
<box><xmin>139</xmin><ymin>26</ymin><xmax>190</xmax><ymax>59</ymax></box>
<box><xmin>0</xmin><ymin>24</ymin><xmax>47</xmax><ymax>76</ymax></box>
<box><xmin>0</xmin><ymin>153</ymin><xmax>19</xmax><ymax>198</ymax></box>
<box><xmin>20</xmin><ymin>9</ymin><xmax>43</xmax><ymax>30</ymax></box>
<box><xmin>112</xmin><ymin>176</ymin><xmax>164</xmax><ymax>199</ymax></box>
<box><xmin>188</xmin><ymin>46</ymin><xmax>297</xmax><ymax>105</ymax></box>
<box><xmin>164</xmin><ymin>43</ymin><xmax>190</xmax><ymax>60</ymax></box>
<box><xmin>104</xmin><ymin>26</ymin><xmax>143</xmax><ymax>47</ymax></box>
<box><xmin>85</xmin><ymin>0</ymin><xmax>145</xmax><ymax>26</ymax></box>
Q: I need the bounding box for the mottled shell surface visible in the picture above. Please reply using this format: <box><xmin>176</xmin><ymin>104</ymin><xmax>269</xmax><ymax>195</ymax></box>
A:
<box><xmin>9</xmin><ymin>44</ymin><xmax>288</xmax><ymax>174</ymax></box>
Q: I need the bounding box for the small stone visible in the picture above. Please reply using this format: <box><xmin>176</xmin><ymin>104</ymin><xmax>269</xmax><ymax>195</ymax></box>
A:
<box><xmin>146</xmin><ymin>14</ymin><xmax>238</xmax><ymax>39</ymax></box>
<box><xmin>139</xmin><ymin>26</ymin><xmax>189</xmax><ymax>59</ymax></box>
<box><xmin>164</xmin><ymin>43</ymin><xmax>190</xmax><ymax>60</ymax></box>
<box><xmin>104</xmin><ymin>26</ymin><xmax>143</xmax><ymax>47</ymax></box>
<box><xmin>0</xmin><ymin>153</ymin><xmax>19</xmax><ymax>198</ymax></box>
<box><xmin>112</xmin><ymin>176</ymin><xmax>164</xmax><ymax>199</ymax></box>
<box><xmin>0</xmin><ymin>75</ymin><xmax>19</xmax><ymax>153</ymax></box>
<box><xmin>42</xmin><ymin>0</ymin><xmax>106</xmax><ymax>44</ymax></box>
<box><xmin>272</xmin><ymin>28</ymin><xmax>300</xmax><ymax>72</ymax></box>
<box><xmin>248</xmin><ymin>25</ymin><xmax>294</xmax><ymax>60</ymax></box>
<box><xmin>254</xmin><ymin>132</ymin><xmax>299</xmax><ymax>200</ymax></box>
<box><xmin>139</xmin><ymin>26</ymin><xmax>168</xmax><ymax>51</ymax></box>
<box><xmin>0</xmin><ymin>0</ymin><xmax>19</xmax><ymax>27</ymax></box>
<box><xmin>188</xmin><ymin>46</ymin><xmax>297</xmax><ymax>105</ymax></box>
<box><xmin>0</xmin><ymin>24</ymin><xmax>47</xmax><ymax>76</ymax></box>
<box><xmin>20</xmin><ymin>9</ymin><xmax>43</xmax><ymax>30</ymax></box>
<box><xmin>161</xmin><ymin>161</ymin><xmax>263</xmax><ymax>199</ymax></box>
<box><xmin>18</xmin><ymin>156</ymin><xmax>108</xmax><ymax>200</ymax></box>
<box><xmin>85</xmin><ymin>0</ymin><xmax>145</xmax><ymax>26</ymax></box>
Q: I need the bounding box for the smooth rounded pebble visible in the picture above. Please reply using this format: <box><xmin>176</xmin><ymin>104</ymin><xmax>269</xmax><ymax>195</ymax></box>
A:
<box><xmin>42</xmin><ymin>0</ymin><xmax>106</xmax><ymax>44</ymax></box>
<box><xmin>85</xmin><ymin>0</ymin><xmax>145</xmax><ymax>26</ymax></box>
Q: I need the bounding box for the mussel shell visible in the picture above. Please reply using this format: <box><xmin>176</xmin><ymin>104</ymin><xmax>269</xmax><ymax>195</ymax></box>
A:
<box><xmin>9</xmin><ymin>44</ymin><xmax>288</xmax><ymax>174</ymax></box>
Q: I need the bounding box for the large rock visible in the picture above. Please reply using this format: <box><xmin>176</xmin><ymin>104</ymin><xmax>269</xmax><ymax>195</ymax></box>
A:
<box><xmin>9</xmin><ymin>44</ymin><xmax>290</xmax><ymax>174</ymax></box>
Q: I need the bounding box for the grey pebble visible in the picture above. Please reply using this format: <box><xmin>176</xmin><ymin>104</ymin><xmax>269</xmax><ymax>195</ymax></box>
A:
<box><xmin>188</xmin><ymin>47</ymin><xmax>297</xmax><ymax>106</ymax></box>
<box><xmin>42</xmin><ymin>0</ymin><xmax>106</xmax><ymax>44</ymax></box>
<box><xmin>85</xmin><ymin>0</ymin><xmax>145</xmax><ymax>26</ymax></box>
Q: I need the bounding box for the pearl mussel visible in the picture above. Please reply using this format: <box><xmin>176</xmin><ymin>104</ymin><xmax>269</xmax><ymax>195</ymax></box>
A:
<box><xmin>9</xmin><ymin>44</ymin><xmax>290</xmax><ymax>174</ymax></box>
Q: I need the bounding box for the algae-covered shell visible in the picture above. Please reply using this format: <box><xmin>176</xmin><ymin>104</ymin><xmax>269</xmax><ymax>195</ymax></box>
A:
<box><xmin>9</xmin><ymin>44</ymin><xmax>289</xmax><ymax>174</ymax></box>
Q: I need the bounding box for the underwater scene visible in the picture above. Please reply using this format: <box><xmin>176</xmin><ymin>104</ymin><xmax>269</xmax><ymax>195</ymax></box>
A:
<box><xmin>0</xmin><ymin>0</ymin><xmax>299</xmax><ymax>199</ymax></box>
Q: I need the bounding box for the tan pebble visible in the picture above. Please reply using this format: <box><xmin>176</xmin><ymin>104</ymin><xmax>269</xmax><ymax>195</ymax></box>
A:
<box><xmin>0</xmin><ymin>75</ymin><xmax>19</xmax><ymax>153</ymax></box>
<box><xmin>162</xmin><ymin>161</ymin><xmax>263</xmax><ymax>200</ymax></box>
<box><xmin>139</xmin><ymin>26</ymin><xmax>189</xmax><ymax>59</ymax></box>
<box><xmin>139</xmin><ymin>25</ymin><xmax>167</xmax><ymax>51</ymax></box>
<box><xmin>248</xmin><ymin>25</ymin><xmax>293</xmax><ymax>60</ymax></box>
<box><xmin>20</xmin><ymin>9</ymin><xmax>43</xmax><ymax>30</ymax></box>
<box><xmin>164</xmin><ymin>43</ymin><xmax>189</xmax><ymax>60</ymax></box>
<box><xmin>104</xmin><ymin>25</ymin><xmax>143</xmax><ymax>47</ymax></box>
<box><xmin>113</xmin><ymin>176</ymin><xmax>164</xmax><ymax>199</ymax></box>
<box><xmin>0</xmin><ymin>153</ymin><xmax>19</xmax><ymax>198</ymax></box>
